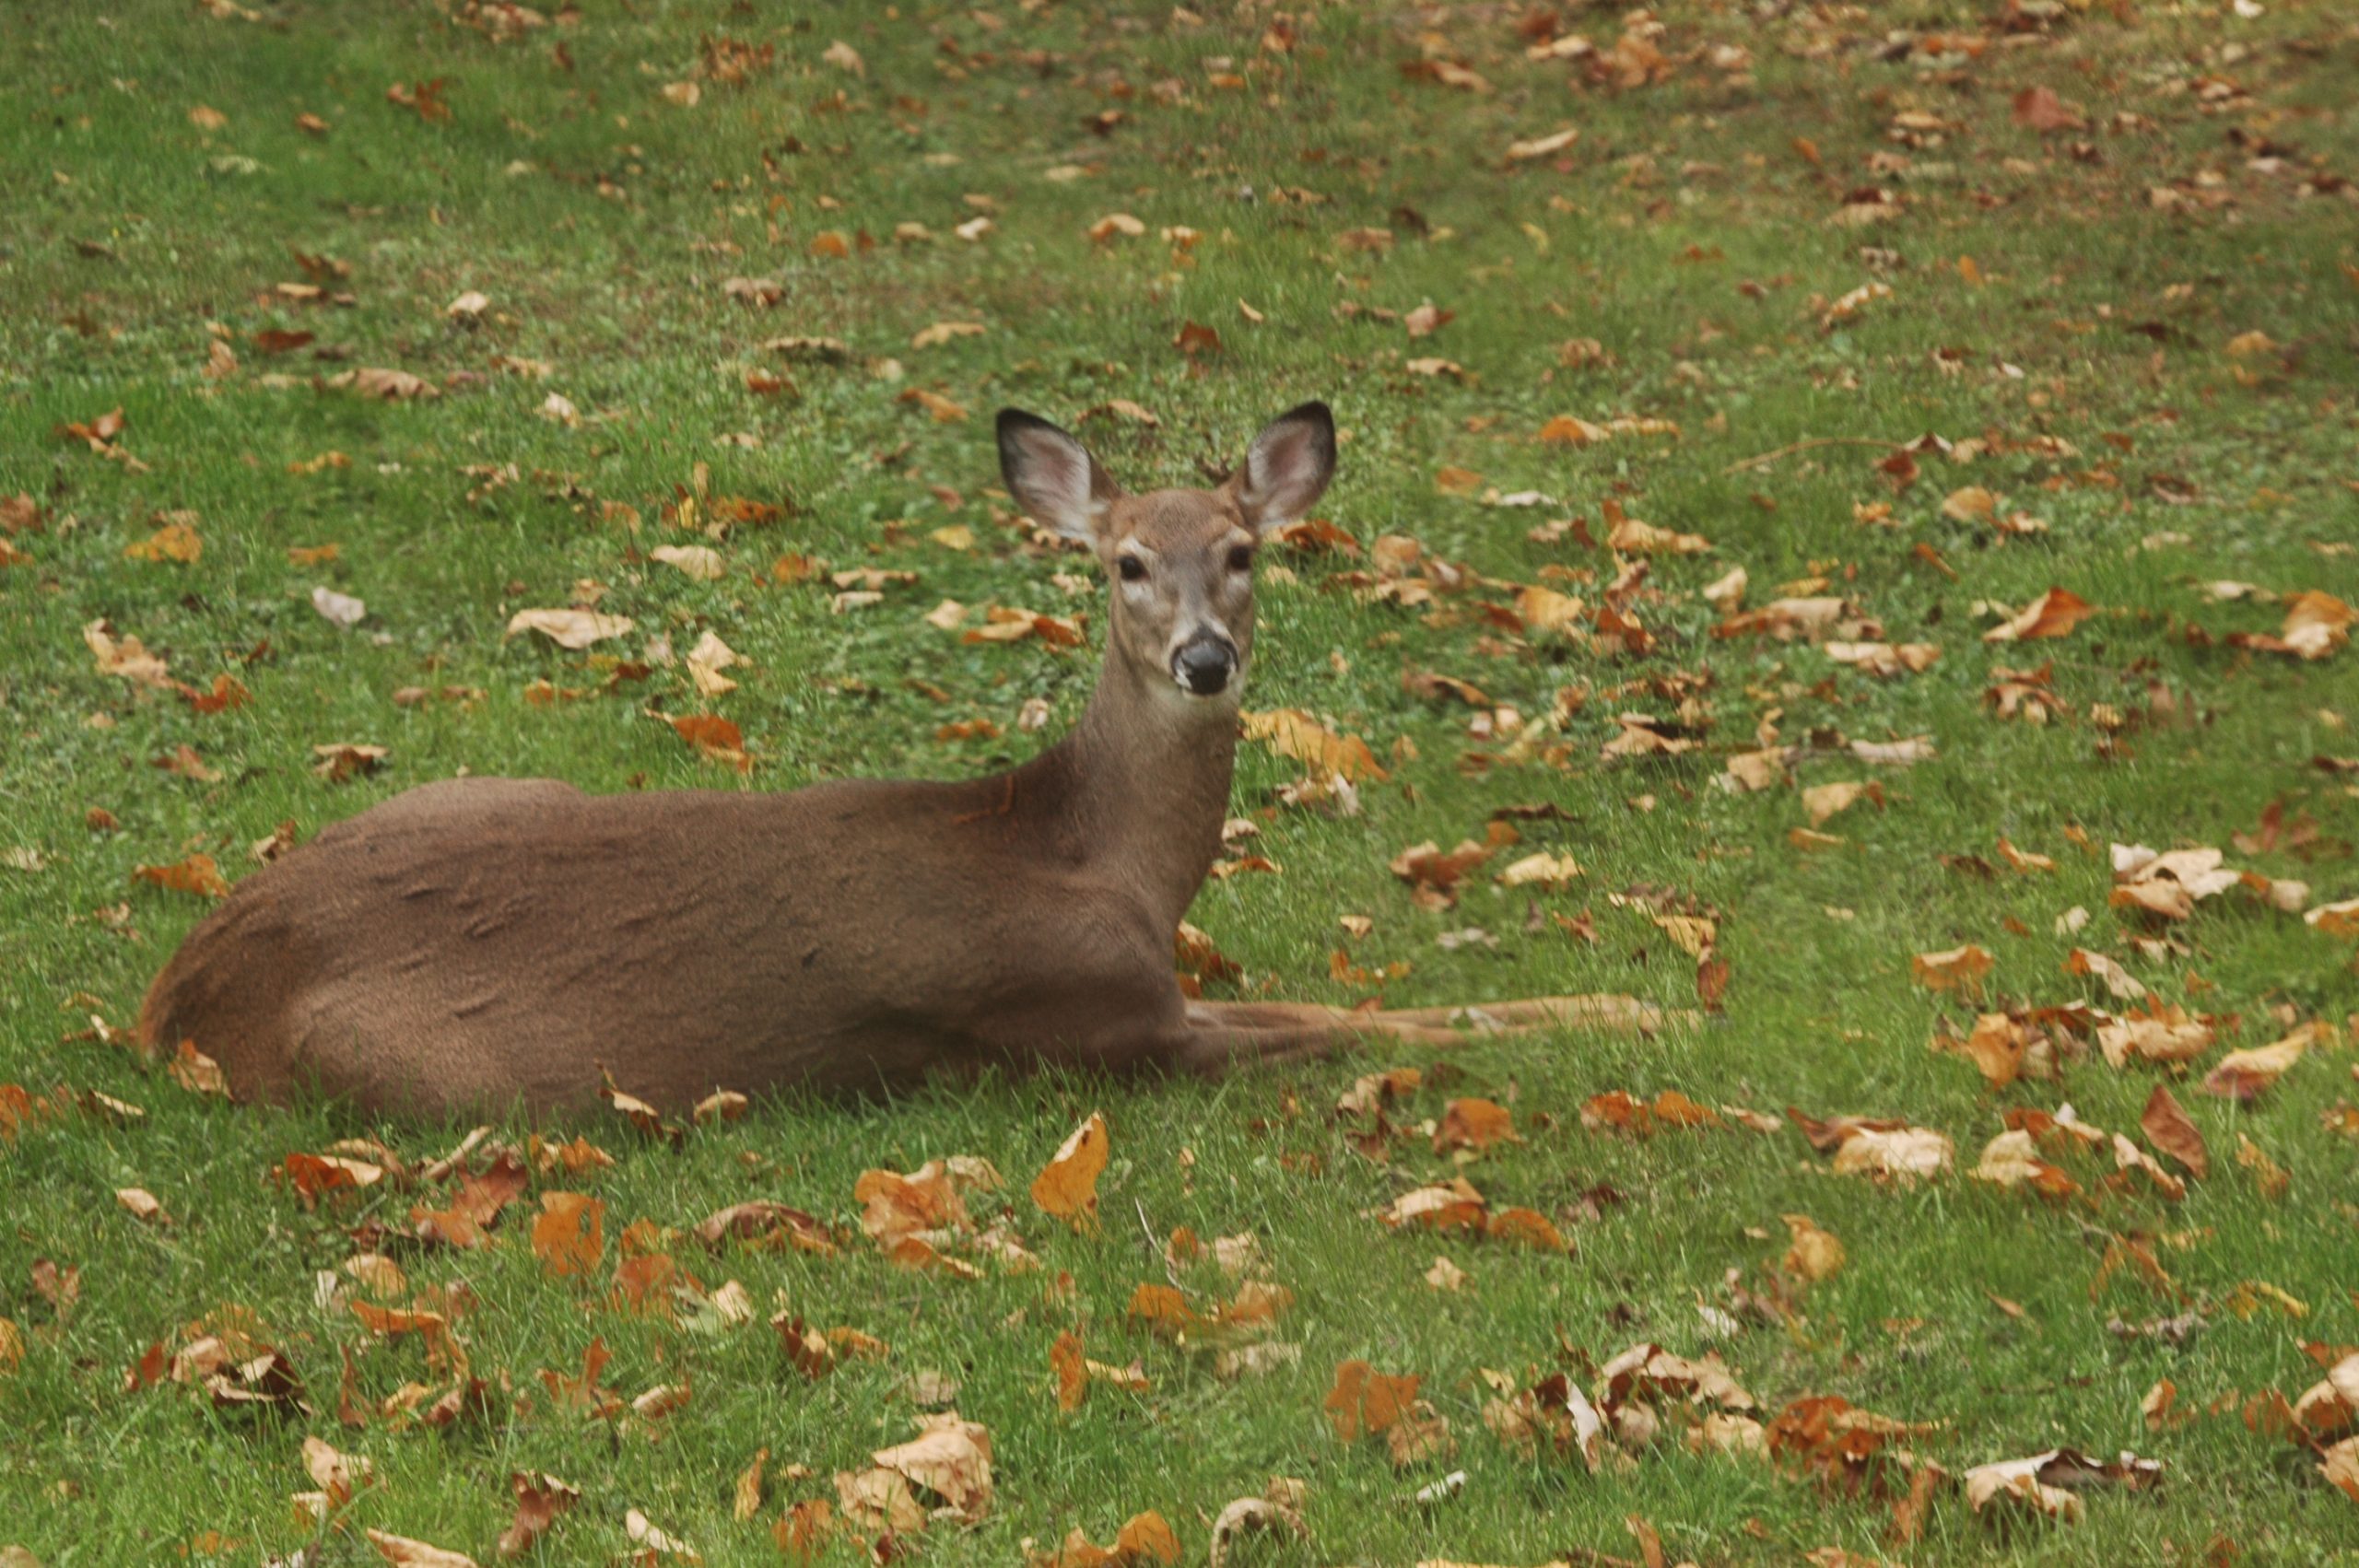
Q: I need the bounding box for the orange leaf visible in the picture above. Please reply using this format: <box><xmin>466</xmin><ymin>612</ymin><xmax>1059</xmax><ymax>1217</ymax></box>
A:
<box><xmin>1486</xmin><ymin>1207</ymin><xmax>1569</xmax><ymax>1253</ymax></box>
<box><xmin>1030</xmin><ymin>1111</ymin><xmax>1110</xmax><ymax>1226</ymax></box>
<box><xmin>1433</xmin><ymin>1097</ymin><xmax>1517</xmax><ymax>1154</ymax></box>
<box><xmin>531</xmin><ymin>1191</ymin><xmax>606</xmax><ymax>1277</ymax></box>
<box><xmin>280</xmin><ymin>1152</ymin><xmax>385</xmax><ymax>1206</ymax></box>
<box><xmin>1983</xmin><ymin>587</ymin><xmax>2095</xmax><ymax>643</ymax></box>
<box><xmin>1911</xmin><ymin>943</ymin><xmax>1993</xmax><ymax>992</ymax></box>
<box><xmin>1124</xmin><ymin>1283</ymin><xmax>1202</xmax><ymax>1341</ymax></box>
<box><xmin>1051</xmin><ymin>1329</ymin><xmax>1087</xmax><ymax>1411</ymax></box>
<box><xmin>123</xmin><ymin>519</ymin><xmax>203</xmax><ymax>563</ymax></box>
<box><xmin>1323</xmin><ymin>1358</ymin><xmax>1422</xmax><ymax>1442</ymax></box>
<box><xmin>537</xmin><ymin>1337</ymin><xmax>621</xmax><ymax>1418</ymax></box>
<box><xmin>660</xmin><ymin>713</ymin><xmax>751</xmax><ymax>772</ymax></box>
<box><xmin>134</xmin><ymin>854</ymin><xmax>229</xmax><ymax>899</ymax></box>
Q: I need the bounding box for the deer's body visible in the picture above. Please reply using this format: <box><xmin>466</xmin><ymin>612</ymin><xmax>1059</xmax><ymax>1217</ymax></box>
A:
<box><xmin>142</xmin><ymin>404</ymin><xmax>1667</xmax><ymax>1116</ymax></box>
<box><xmin>144</xmin><ymin>661</ymin><xmax>1234</xmax><ymax>1112</ymax></box>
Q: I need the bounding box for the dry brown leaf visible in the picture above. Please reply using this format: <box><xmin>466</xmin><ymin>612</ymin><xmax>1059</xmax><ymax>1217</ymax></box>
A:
<box><xmin>506</xmin><ymin>608</ymin><xmax>635</xmax><ymax>649</ymax></box>
<box><xmin>694</xmin><ymin>1200</ymin><xmax>834</xmax><ymax>1255</ymax></box>
<box><xmin>1802</xmin><ymin>780</ymin><xmax>1880</xmax><ymax>827</ymax></box>
<box><xmin>1961</xmin><ymin>1448</ymin><xmax>2160</xmax><ymax>1523</ymax></box>
<box><xmin>134</xmin><ymin>855</ymin><xmax>229</xmax><ymax>899</ymax></box>
<box><xmin>1239</xmin><ymin>709</ymin><xmax>1388</xmax><ymax>782</ymax></box>
<box><xmin>366</xmin><ymin>1529</ymin><xmax>480</xmax><ymax>1568</ymax></box>
<box><xmin>2294</xmin><ymin>1354</ymin><xmax>2359</xmax><ymax>1443</ymax></box>
<box><xmin>1377</xmin><ymin>1180</ymin><xmax>1487</xmax><ymax>1233</ymax></box>
<box><xmin>1433</xmin><ymin>1098</ymin><xmax>1517</xmax><ymax>1155</ymax></box>
<box><xmin>2066</xmin><ymin>948</ymin><xmax>2147</xmax><ymax>1001</ymax></box>
<box><xmin>1973</xmin><ymin>1129</ymin><xmax>2080</xmax><ymax>1199</ymax></box>
<box><xmin>1324</xmin><ymin>1359</ymin><xmax>1422</xmax><ymax>1443</ymax></box>
<box><xmin>2139</xmin><ymin>1085</ymin><xmax>2209</xmax><ymax>1178</ymax></box>
<box><xmin>497</xmin><ymin>1471</ymin><xmax>579</xmax><ymax>1557</ymax></box>
<box><xmin>2321</xmin><ymin>1436</ymin><xmax>2359</xmax><ymax>1504</ymax></box>
<box><xmin>1780</xmin><ymin>1214</ymin><xmax>1845</xmax><ymax>1282</ymax></box>
<box><xmin>1832</xmin><ymin>1125</ymin><xmax>1954</xmax><ymax>1182</ymax></box>
<box><xmin>1931</xmin><ymin>1012</ymin><xmax>2040</xmax><ymax>1090</ymax></box>
<box><xmin>1911</xmin><ymin>944</ymin><xmax>1993</xmax><ymax>993</ymax></box>
<box><xmin>1983</xmin><ymin>587</ymin><xmax>2095</xmax><ymax>643</ymax></box>
<box><xmin>1495</xmin><ymin>851</ymin><xmax>1582</xmax><ymax>890</ymax></box>
<box><xmin>2097</xmin><ymin>1003</ymin><xmax>2214</xmax><ymax>1067</ymax></box>
<box><xmin>651</xmin><ymin>544</ymin><xmax>726</xmax><ymax>581</ymax></box>
<box><xmin>2201</xmin><ymin>1031</ymin><xmax>2310</xmax><ymax>1102</ymax></box>
<box><xmin>2232</xmin><ymin>591</ymin><xmax>2354</xmax><ymax>661</ymax></box>
<box><xmin>872</xmin><ymin>1410</ymin><xmax>993</xmax><ymax>1520</ymax></box>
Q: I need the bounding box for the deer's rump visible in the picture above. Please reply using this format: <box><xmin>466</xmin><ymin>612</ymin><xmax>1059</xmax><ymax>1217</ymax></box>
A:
<box><xmin>138</xmin><ymin>775</ymin><xmax>1069</xmax><ymax>1116</ymax></box>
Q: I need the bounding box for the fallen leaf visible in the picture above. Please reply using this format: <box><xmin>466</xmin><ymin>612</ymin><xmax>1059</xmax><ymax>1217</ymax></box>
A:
<box><xmin>497</xmin><ymin>1471</ymin><xmax>580</xmax><ymax>1557</ymax></box>
<box><xmin>507</xmin><ymin>608</ymin><xmax>635</xmax><ymax>649</ymax></box>
<box><xmin>651</xmin><ymin>544</ymin><xmax>726</xmax><ymax>581</ymax></box>
<box><xmin>2098</xmin><ymin>1002</ymin><xmax>2214</xmax><ymax>1067</ymax></box>
<box><xmin>660</xmin><ymin>714</ymin><xmax>750</xmax><ymax>771</ymax></box>
<box><xmin>912</xmin><ymin>321</ymin><xmax>986</xmax><ymax>348</ymax></box>
<box><xmin>1984</xmin><ymin>588</ymin><xmax>2095</xmax><ymax>643</ymax></box>
<box><xmin>2201</xmin><ymin>1031</ymin><xmax>2309</xmax><ymax>1102</ymax></box>
<box><xmin>1912</xmin><ymin>944</ymin><xmax>1993</xmax><ymax>993</ymax></box>
<box><xmin>2139</xmin><ymin>1085</ymin><xmax>2209</xmax><ymax>1177</ymax></box>
<box><xmin>1239</xmin><ymin>709</ymin><xmax>1388</xmax><ymax>782</ymax></box>
<box><xmin>1962</xmin><ymin>1449</ymin><xmax>2160</xmax><ymax>1524</ymax></box>
<box><xmin>336</xmin><ymin>367</ymin><xmax>440</xmax><ymax>401</ymax></box>
<box><xmin>1780</xmin><ymin>1214</ymin><xmax>1845</xmax><ymax>1282</ymax></box>
<box><xmin>2066</xmin><ymin>948</ymin><xmax>2147</xmax><ymax>1000</ymax></box>
<box><xmin>531</xmin><ymin>1191</ymin><xmax>606</xmax><ymax>1277</ymax></box>
<box><xmin>366</xmin><ymin>1529</ymin><xmax>480</xmax><ymax>1568</ymax></box>
<box><xmin>1931</xmin><ymin>1012</ymin><xmax>2040</xmax><ymax>1089</ymax></box>
<box><xmin>1324</xmin><ymin>1359</ymin><xmax>1422</xmax><ymax>1443</ymax></box>
<box><xmin>135</xmin><ymin>855</ymin><xmax>229</xmax><ymax>899</ymax></box>
<box><xmin>1030</xmin><ymin>1111</ymin><xmax>1109</xmax><ymax>1227</ymax></box>
<box><xmin>1433</xmin><ymin>1098</ymin><xmax>1518</xmax><ymax>1155</ymax></box>
<box><xmin>872</xmin><ymin>1411</ymin><xmax>993</xmax><ymax>1520</ymax></box>
<box><xmin>312</xmin><ymin>743</ymin><xmax>389</xmax><ymax>783</ymax></box>
<box><xmin>123</xmin><ymin>518</ymin><xmax>202</xmax><ymax>563</ymax></box>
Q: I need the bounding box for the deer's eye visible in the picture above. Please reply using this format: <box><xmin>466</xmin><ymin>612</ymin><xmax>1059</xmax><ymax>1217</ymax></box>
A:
<box><xmin>1117</xmin><ymin>555</ymin><xmax>1147</xmax><ymax>582</ymax></box>
<box><xmin>1226</xmin><ymin>544</ymin><xmax>1255</xmax><ymax>574</ymax></box>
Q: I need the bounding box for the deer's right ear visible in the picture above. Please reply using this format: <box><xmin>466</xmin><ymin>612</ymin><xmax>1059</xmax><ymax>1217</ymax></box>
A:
<box><xmin>997</xmin><ymin>409</ymin><xmax>1118</xmax><ymax>544</ymax></box>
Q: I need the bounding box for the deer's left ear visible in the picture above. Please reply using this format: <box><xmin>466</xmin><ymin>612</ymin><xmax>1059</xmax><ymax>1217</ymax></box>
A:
<box><xmin>1232</xmin><ymin>402</ymin><xmax>1336</xmax><ymax>533</ymax></box>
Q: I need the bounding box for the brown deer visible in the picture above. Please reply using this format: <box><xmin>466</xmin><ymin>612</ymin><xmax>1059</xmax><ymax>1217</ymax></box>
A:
<box><xmin>140</xmin><ymin>403</ymin><xmax>1667</xmax><ymax>1116</ymax></box>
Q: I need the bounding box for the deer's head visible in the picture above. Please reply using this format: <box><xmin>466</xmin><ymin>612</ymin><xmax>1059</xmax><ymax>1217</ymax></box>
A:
<box><xmin>996</xmin><ymin>402</ymin><xmax>1336</xmax><ymax>703</ymax></box>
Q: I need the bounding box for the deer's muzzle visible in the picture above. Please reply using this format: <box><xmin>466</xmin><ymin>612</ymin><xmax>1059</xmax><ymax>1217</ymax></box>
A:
<box><xmin>1171</xmin><ymin>636</ymin><xmax>1238</xmax><ymax>697</ymax></box>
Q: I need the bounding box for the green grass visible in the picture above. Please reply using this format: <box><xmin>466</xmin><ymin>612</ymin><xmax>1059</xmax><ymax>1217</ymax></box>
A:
<box><xmin>6</xmin><ymin>1</ymin><xmax>2359</xmax><ymax>1563</ymax></box>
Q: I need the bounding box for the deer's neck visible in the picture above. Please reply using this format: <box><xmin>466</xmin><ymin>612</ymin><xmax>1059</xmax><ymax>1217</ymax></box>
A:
<box><xmin>1036</xmin><ymin>649</ymin><xmax>1238</xmax><ymax>931</ymax></box>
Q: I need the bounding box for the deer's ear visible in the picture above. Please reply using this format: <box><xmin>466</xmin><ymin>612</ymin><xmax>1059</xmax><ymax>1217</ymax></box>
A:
<box><xmin>1233</xmin><ymin>401</ymin><xmax>1337</xmax><ymax>533</ymax></box>
<box><xmin>997</xmin><ymin>409</ymin><xmax>1119</xmax><ymax>543</ymax></box>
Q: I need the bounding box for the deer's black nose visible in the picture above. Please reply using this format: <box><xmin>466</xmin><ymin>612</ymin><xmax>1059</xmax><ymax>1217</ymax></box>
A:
<box><xmin>1172</xmin><ymin>637</ymin><xmax>1238</xmax><ymax>696</ymax></box>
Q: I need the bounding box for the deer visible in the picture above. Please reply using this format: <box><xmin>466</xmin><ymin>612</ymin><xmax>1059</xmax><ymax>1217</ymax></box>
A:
<box><xmin>139</xmin><ymin>402</ymin><xmax>1670</xmax><ymax>1117</ymax></box>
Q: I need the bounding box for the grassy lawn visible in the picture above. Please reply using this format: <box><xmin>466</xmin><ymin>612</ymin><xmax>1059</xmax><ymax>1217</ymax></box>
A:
<box><xmin>6</xmin><ymin>0</ymin><xmax>2359</xmax><ymax>1562</ymax></box>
